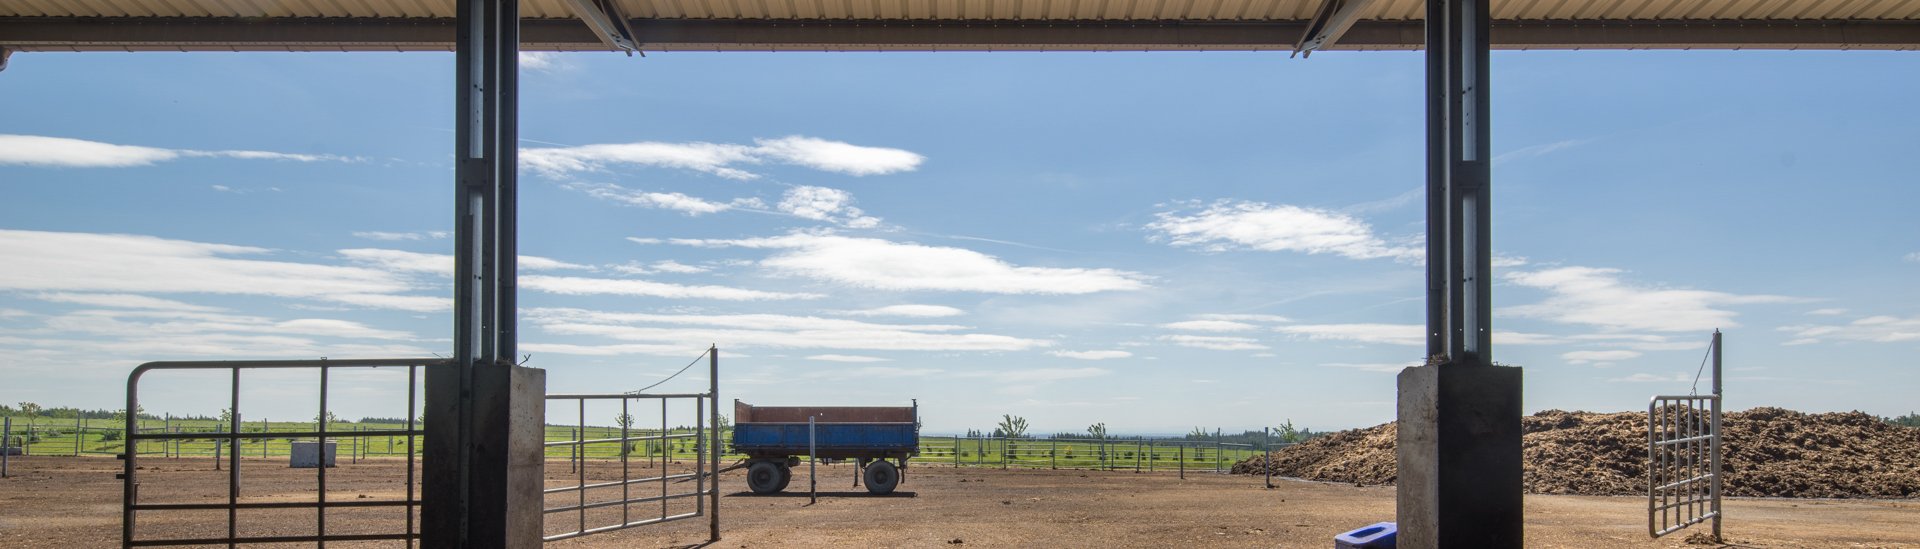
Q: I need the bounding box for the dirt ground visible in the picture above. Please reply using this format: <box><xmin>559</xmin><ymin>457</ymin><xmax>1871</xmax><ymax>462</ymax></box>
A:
<box><xmin>2</xmin><ymin>455</ymin><xmax>1917</xmax><ymax>548</ymax></box>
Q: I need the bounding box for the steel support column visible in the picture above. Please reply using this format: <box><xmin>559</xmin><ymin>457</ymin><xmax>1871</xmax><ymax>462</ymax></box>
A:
<box><xmin>1397</xmin><ymin>0</ymin><xmax>1522</xmax><ymax>545</ymax></box>
<box><xmin>425</xmin><ymin>0</ymin><xmax>538</xmax><ymax>546</ymax></box>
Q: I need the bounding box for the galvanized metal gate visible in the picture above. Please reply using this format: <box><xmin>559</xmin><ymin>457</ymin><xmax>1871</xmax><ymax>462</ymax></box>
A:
<box><xmin>540</xmin><ymin>347</ymin><xmax>722</xmax><ymax>543</ymax></box>
<box><xmin>1648</xmin><ymin>331</ymin><xmax>1723</xmax><ymax>540</ymax></box>
<box><xmin>121</xmin><ymin>358</ymin><xmax>437</xmax><ymax>547</ymax></box>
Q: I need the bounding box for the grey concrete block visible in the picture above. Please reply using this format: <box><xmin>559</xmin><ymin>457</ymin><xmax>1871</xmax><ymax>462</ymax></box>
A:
<box><xmin>290</xmin><ymin>441</ymin><xmax>338</xmax><ymax>468</ymax></box>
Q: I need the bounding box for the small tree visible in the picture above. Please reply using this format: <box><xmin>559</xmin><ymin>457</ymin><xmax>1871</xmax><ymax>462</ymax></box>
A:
<box><xmin>996</xmin><ymin>415</ymin><xmax>1029</xmax><ymax>439</ymax></box>
<box><xmin>18</xmin><ymin>401</ymin><xmax>41</xmax><ymax>418</ymax></box>
<box><xmin>1086</xmin><ymin>422</ymin><xmax>1107</xmax><ymax>440</ymax></box>
<box><xmin>1187</xmin><ymin>426</ymin><xmax>1210</xmax><ymax>440</ymax></box>
<box><xmin>1275</xmin><ymin>419</ymin><xmax>1304</xmax><ymax>444</ymax></box>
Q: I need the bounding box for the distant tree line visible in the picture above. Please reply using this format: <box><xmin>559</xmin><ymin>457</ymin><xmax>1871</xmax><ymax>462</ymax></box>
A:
<box><xmin>963</xmin><ymin>414</ymin><xmax>1329</xmax><ymax>445</ymax></box>
<box><xmin>1886</xmin><ymin>412</ymin><xmax>1920</xmax><ymax>428</ymax></box>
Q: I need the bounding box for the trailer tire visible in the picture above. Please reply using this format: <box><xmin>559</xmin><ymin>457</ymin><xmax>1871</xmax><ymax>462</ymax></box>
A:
<box><xmin>747</xmin><ymin>461</ymin><xmax>784</xmax><ymax>494</ymax></box>
<box><xmin>775</xmin><ymin>463</ymin><xmax>793</xmax><ymax>491</ymax></box>
<box><xmin>863</xmin><ymin>460</ymin><xmax>900</xmax><ymax>495</ymax></box>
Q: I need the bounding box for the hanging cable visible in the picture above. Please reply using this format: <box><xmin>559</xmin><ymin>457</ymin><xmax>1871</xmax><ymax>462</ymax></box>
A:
<box><xmin>628</xmin><ymin>348</ymin><xmax>710</xmax><ymax>395</ymax></box>
<box><xmin>1689</xmin><ymin>333</ymin><xmax>1715</xmax><ymax>395</ymax></box>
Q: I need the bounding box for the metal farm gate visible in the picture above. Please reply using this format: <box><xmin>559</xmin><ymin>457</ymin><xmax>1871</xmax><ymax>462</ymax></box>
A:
<box><xmin>1648</xmin><ymin>331</ymin><xmax>1723</xmax><ymax>540</ymax></box>
<box><xmin>540</xmin><ymin>348</ymin><xmax>720</xmax><ymax>542</ymax></box>
<box><xmin>121</xmin><ymin>358</ymin><xmax>436</xmax><ymax>547</ymax></box>
<box><xmin>120</xmin><ymin>349</ymin><xmax>723</xmax><ymax>546</ymax></box>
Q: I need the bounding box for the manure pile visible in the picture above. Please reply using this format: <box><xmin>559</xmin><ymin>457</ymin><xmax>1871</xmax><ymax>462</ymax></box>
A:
<box><xmin>1231</xmin><ymin>407</ymin><xmax>1920</xmax><ymax>498</ymax></box>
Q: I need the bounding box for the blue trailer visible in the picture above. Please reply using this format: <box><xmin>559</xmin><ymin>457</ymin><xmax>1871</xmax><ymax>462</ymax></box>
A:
<box><xmin>731</xmin><ymin>400</ymin><xmax>919</xmax><ymax>495</ymax></box>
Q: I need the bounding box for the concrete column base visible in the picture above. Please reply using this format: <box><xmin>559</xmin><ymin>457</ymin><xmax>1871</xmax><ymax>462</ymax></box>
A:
<box><xmin>1396</xmin><ymin>362</ymin><xmax>1523</xmax><ymax>548</ymax></box>
<box><xmin>424</xmin><ymin>364</ymin><xmax>546</xmax><ymax>548</ymax></box>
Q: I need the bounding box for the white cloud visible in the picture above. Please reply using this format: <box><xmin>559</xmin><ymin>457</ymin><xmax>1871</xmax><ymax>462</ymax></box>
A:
<box><xmin>42</xmin><ymin>309</ymin><xmax>414</xmax><ymax>341</ymax></box>
<box><xmin>353</xmin><ymin>231</ymin><xmax>448</xmax><ymax>241</ymax></box>
<box><xmin>1161</xmin><ymin>320</ymin><xmax>1258</xmax><ymax>332</ymax></box>
<box><xmin>1807</xmin><ymin>308</ymin><xmax>1848</xmax><ymax>316</ymax></box>
<box><xmin>751</xmin><ymin>136</ymin><xmax>924</xmax><ymax>176</ymax></box>
<box><xmin>1504</xmin><ymin>266</ymin><xmax>1801</xmax><ymax>332</ymax></box>
<box><xmin>519</xmin><ymin>52</ymin><xmax>562</xmax><ymax>71</ymax></box>
<box><xmin>649</xmin><ymin>260</ymin><xmax>709</xmax><ymax>274</ymax></box>
<box><xmin>1048</xmin><ymin>350</ymin><xmax>1133</xmax><ymax>360</ymax></box>
<box><xmin>1148</xmin><ymin>201</ymin><xmax>1420</xmax><ymax>262</ymax></box>
<box><xmin>525</xmin><ymin>307</ymin><xmax>1049</xmax><ymax>352</ymax></box>
<box><xmin>29</xmin><ymin>292</ymin><xmax>223</xmax><ymax>312</ymax></box>
<box><xmin>778</xmin><ymin>185</ymin><xmax>881</xmax><ymax>228</ymax></box>
<box><xmin>339</xmin><ymin>248</ymin><xmax>451</xmax><ymax>275</ymax></box>
<box><xmin>671</xmin><ymin>232</ymin><xmax>1148</xmax><ymax>295</ymax></box>
<box><xmin>517</xmin><ymin>256</ymin><xmax>594</xmax><ymax>271</ymax></box>
<box><xmin>0</xmin><ymin>134</ymin><xmax>356</xmax><ymax>167</ymax></box>
<box><xmin>521</xmin><ymin>275</ymin><xmax>820</xmax><ymax>301</ymax></box>
<box><xmin>521</xmin><ymin>136</ymin><xmax>921</xmax><ymax>180</ymax></box>
<box><xmin>805</xmin><ymin>354</ymin><xmax>891</xmax><ymax>362</ymax></box>
<box><xmin>1193</xmin><ymin>313</ymin><xmax>1291</xmax><ymax>323</ymax></box>
<box><xmin>1562</xmin><ymin>349</ymin><xmax>1642</xmax><ymax>365</ymax></box>
<box><xmin>565</xmin><ymin>182</ymin><xmax>751</xmax><ymax>215</ymax></box>
<box><xmin>323</xmin><ymin>293</ymin><xmax>448</xmax><ymax>313</ymax></box>
<box><xmin>1778</xmin><ymin>315</ymin><xmax>1920</xmax><ymax>345</ymax></box>
<box><xmin>1160</xmin><ymin>335</ymin><xmax>1269</xmax><ymax>351</ymax></box>
<box><xmin>837</xmin><ymin>304</ymin><xmax>966</xmax><ymax>318</ymax></box>
<box><xmin>519</xmin><ymin>342</ymin><xmax>692</xmax><ymax>356</ymax></box>
<box><xmin>1904</xmin><ymin>252</ymin><xmax>1919</xmax><ymax>263</ymax></box>
<box><xmin>1492</xmin><ymin>138</ymin><xmax>1590</xmax><ymax>165</ymax></box>
<box><xmin>1276</xmin><ymin>323</ymin><xmax>1423</xmax><ymax>346</ymax></box>
<box><xmin>1323</xmin><ymin>361</ymin><xmax>1420</xmax><ymax>373</ymax></box>
<box><xmin>0</xmin><ymin>230</ymin><xmax>409</xmax><ymax>298</ymax></box>
<box><xmin>804</xmin><ymin>366</ymin><xmax>944</xmax><ymax>380</ymax></box>
<box><xmin>955</xmin><ymin>367</ymin><xmax>1110</xmax><ymax>383</ymax></box>
<box><xmin>1609</xmin><ymin>372</ymin><xmax>1691</xmax><ymax>383</ymax></box>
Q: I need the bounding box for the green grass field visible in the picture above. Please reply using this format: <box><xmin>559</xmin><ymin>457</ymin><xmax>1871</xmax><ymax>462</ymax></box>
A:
<box><xmin>2</xmin><ymin>416</ymin><xmax>1260</xmax><ymax>471</ymax></box>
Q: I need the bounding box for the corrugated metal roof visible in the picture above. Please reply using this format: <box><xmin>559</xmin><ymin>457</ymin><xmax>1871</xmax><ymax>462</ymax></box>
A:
<box><xmin>5</xmin><ymin>0</ymin><xmax>1916</xmax><ymax>20</ymax></box>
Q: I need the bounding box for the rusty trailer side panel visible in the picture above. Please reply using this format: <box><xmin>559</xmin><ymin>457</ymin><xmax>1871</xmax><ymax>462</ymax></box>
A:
<box><xmin>735</xmin><ymin>401</ymin><xmax>916</xmax><ymax>424</ymax></box>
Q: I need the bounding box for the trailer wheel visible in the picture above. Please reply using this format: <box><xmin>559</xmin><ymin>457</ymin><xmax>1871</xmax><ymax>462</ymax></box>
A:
<box><xmin>863</xmin><ymin>460</ymin><xmax>900</xmax><ymax>495</ymax></box>
<box><xmin>775</xmin><ymin>463</ymin><xmax>793</xmax><ymax>491</ymax></box>
<box><xmin>747</xmin><ymin>461</ymin><xmax>784</xmax><ymax>494</ymax></box>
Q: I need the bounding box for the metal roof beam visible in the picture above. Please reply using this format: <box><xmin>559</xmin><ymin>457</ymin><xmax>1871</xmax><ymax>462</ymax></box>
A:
<box><xmin>1294</xmin><ymin>0</ymin><xmax>1381</xmax><ymax>57</ymax></box>
<box><xmin>561</xmin><ymin>0</ymin><xmax>640</xmax><ymax>54</ymax></box>
<box><xmin>2</xmin><ymin>17</ymin><xmax>1917</xmax><ymax>51</ymax></box>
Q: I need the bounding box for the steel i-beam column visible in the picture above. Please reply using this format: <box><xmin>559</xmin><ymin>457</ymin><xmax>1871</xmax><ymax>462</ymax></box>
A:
<box><xmin>1397</xmin><ymin>0</ymin><xmax>1522</xmax><ymax>545</ymax></box>
<box><xmin>426</xmin><ymin>0</ymin><xmax>544</xmax><ymax>547</ymax></box>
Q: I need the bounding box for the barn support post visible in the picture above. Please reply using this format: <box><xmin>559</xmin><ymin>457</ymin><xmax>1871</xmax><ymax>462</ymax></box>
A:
<box><xmin>1395</xmin><ymin>0</ymin><xmax>1523</xmax><ymax>545</ymax></box>
<box><xmin>423</xmin><ymin>0</ymin><xmax>546</xmax><ymax>546</ymax></box>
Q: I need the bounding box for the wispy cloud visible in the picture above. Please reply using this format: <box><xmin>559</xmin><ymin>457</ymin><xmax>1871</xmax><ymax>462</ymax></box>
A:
<box><xmin>0</xmin><ymin>230</ymin><xmax>408</xmax><ymax>299</ymax></box>
<box><xmin>563</xmin><ymin>181</ymin><xmax>761</xmax><ymax>215</ymax></box>
<box><xmin>1778</xmin><ymin>314</ymin><xmax>1920</xmax><ymax>345</ymax></box>
<box><xmin>805</xmin><ymin>354</ymin><xmax>891</xmax><ymax>362</ymax></box>
<box><xmin>1148</xmin><ymin>201</ymin><xmax>1420</xmax><ymax>262</ymax></box>
<box><xmin>0</xmin><ymin>134</ymin><xmax>359</xmax><ymax>168</ymax></box>
<box><xmin>1504</xmin><ymin>266</ymin><xmax>1801</xmax><ymax>332</ymax></box>
<box><xmin>522</xmin><ymin>135</ymin><xmax>922</xmax><ymax>180</ymax></box>
<box><xmin>1161</xmin><ymin>320</ymin><xmax>1258</xmax><ymax>332</ymax></box>
<box><xmin>1159</xmin><ymin>334</ymin><xmax>1268</xmax><ymax>351</ymax></box>
<box><xmin>1608</xmin><ymin>372</ymin><xmax>1690</xmax><ymax>383</ymax></box>
<box><xmin>662</xmin><ymin>232</ymin><xmax>1149</xmax><ymax>295</ymax></box>
<box><xmin>1048</xmin><ymin>350</ymin><xmax>1132</xmax><ymax>360</ymax></box>
<box><xmin>1906</xmin><ymin>252</ymin><xmax>1920</xmax><ymax>263</ymax></box>
<box><xmin>1275</xmin><ymin>323</ymin><xmax>1423</xmax><ymax>346</ymax></box>
<box><xmin>29</xmin><ymin>292</ymin><xmax>224</xmax><ymax>312</ymax></box>
<box><xmin>836</xmin><ymin>304</ymin><xmax>966</xmax><ymax>318</ymax></box>
<box><xmin>525</xmin><ymin>307</ymin><xmax>1049</xmax><ymax>352</ymax></box>
<box><xmin>1322</xmin><ymin>361</ymin><xmax>1419</xmax><ymax>373</ymax></box>
<box><xmin>353</xmin><ymin>231</ymin><xmax>449</xmax><ymax>241</ymax></box>
<box><xmin>521</xmin><ymin>275</ymin><xmax>821</xmax><ymax>301</ymax></box>
<box><xmin>1562</xmin><ymin>349</ymin><xmax>1642</xmax><ymax>365</ymax></box>
<box><xmin>1492</xmin><ymin>138</ymin><xmax>1590</xmax><ymax>165</ymax></box>
<box><xmin>1194</xmin><ymin>313</ymin><xmax>1291</xmax><ymax>323</ymax></box>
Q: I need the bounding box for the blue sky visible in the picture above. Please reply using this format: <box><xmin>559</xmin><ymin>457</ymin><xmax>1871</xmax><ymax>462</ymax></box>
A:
<box><xmin>1</xmin><ymin>49</ymin><xmax>1915</xmax><ymax>435</ymax></box>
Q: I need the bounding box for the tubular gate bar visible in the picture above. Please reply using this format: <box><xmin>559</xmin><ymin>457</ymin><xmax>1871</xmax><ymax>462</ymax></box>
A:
<box><xmin>540</xmin><ymin>391</ymin><xmax>719</xmax><ymax>542</ymax></box>
<box><xmin>122</xmin><ymin>358</ymin><xmax>442</xmax><ymax>548</ymax></box>
<box><xmin>1648</xmin><ymin>330</ymin><xmax>1723</xmax><ymax>540</ymax></box>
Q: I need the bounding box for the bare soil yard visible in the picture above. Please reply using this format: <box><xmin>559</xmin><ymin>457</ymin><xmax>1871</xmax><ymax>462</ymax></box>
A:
<box><xmin>2</xmin><ymin>455</ymin><xmax>1916</xmax><ymax>548</ymax></box>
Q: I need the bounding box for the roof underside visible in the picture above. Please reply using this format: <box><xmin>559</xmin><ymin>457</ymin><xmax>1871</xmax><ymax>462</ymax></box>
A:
<box><xmin>2</xmin><ymin>0</ymin><xmax>1917</xmax><ymax>51</ymax></box>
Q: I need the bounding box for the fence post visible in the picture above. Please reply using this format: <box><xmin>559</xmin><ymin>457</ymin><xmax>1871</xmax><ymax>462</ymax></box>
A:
<box><xmin>1002</xmin><ymin>438</ymin><xmax>1008</xmax><ymax>470</ymax></box>
<box><xmin>214</xmin><ymin>422</ymin><xmax>223</xmax><ymax>471</ymax></box>
<box><xmin>1216</xmin><ymin>441</ymin><xmax>1223</xmax><ymax>473</ymax></box>
<box><xmin>1135</xmin><ymin>439</ymin><xmax>1142</xmax><ymax>473</ymax></box>
<box><xmin>4</xmin><ymin>417</ymin><xmax>12</xmax><ymax>478</ymax></box>
<box><xmin>1051</xmin><ymin>438</ymin><xmax>1057</xmax><ymax>470</ymax></box>
<box><xmin>954</xmin><ymin>438</ymin><xmax>960</xmax><ymax>467</ymax></box>
<box><xmin>808</xmin><ymin>416</ymin><xmax>817</xmax><ymax>505</ymax></box>
<box><xmin>1264</xmin><ymin>427</ymin><xmax>1273</xmax><ymax>489</ymax></box>
<box><xmin>1179</xmin><ymin>445</ymin><xmax>1185</xmax><ymax>479</ymax></box>
<box><xmin>1149</xmin><ymin>441</ymin><xmax>1155</xmax><ymax>472</ymax></box>
<box><xmin>75</xmin><ymin>415</ymin><xmax>82</xmax><ymax>456</ymax></box>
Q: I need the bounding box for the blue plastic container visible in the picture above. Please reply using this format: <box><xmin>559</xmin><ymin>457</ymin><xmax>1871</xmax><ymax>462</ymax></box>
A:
<box><xmin>1334</xmin><ymin>521</ymin><xmax>1396</xmax><ymax>549</ymax></box>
